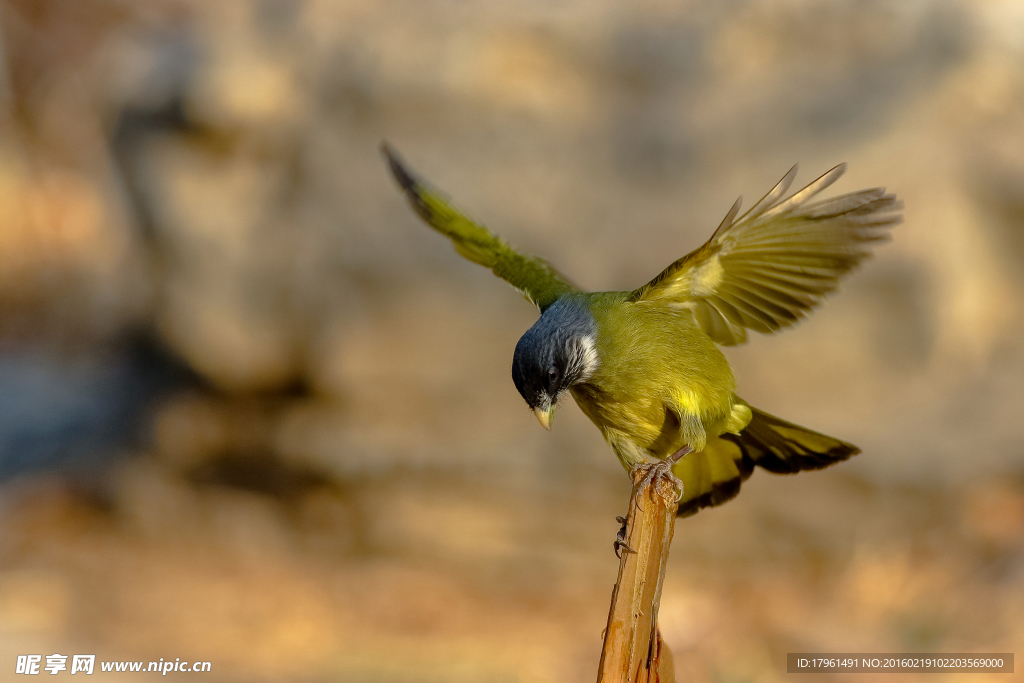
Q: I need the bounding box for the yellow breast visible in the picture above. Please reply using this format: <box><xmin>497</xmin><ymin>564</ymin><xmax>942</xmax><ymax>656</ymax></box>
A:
<box><xmin>570</xmin><ymin>300</ymin><xmax>738</xmax><ymax>464</ymax></box>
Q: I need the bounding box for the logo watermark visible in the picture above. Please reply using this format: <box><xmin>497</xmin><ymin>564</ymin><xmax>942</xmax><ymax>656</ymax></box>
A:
<box><xmin>15</xmin><ymin>655</ymin><xmax>211</xmax><ymax>675</ymax></box>
<box><xmin>787</xmin><ymin>653</ymin><xmax>1014</xmax><ymax>673</ymax></box>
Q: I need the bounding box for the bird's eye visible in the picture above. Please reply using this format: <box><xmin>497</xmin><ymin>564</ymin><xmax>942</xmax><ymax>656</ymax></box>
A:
<box><xmin>548</xmin><ymin>367</ymin><xmax>558</xmax><ymax>381</ymax></box>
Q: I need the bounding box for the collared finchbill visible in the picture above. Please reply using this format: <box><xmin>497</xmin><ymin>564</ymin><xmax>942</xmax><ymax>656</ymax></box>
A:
<box><xmin>385</xmin><ymin>147</ymin><xmax>901</xmax><ymax>518</ymax></box>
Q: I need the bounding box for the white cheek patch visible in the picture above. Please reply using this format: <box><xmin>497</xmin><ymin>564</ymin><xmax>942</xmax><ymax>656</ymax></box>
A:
<box><xmin>573</xmin><ymin>334</ymin><xmax>600</xmax><ymax>383</ymax></box>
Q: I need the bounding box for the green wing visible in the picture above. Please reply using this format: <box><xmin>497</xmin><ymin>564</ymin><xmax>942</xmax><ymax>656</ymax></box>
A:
<box><xmin>383</xmin><ymin>145</ymin><xmax>577</xmax><ymax>311</ymax></box>
<box><xmin>630</xmin><ymin>164</ymin><xmax>902</xmax><ymax>345</ymax></box>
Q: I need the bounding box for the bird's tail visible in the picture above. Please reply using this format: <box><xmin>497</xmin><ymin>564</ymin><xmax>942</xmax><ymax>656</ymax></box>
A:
<box><xmin>723</xmin><ymin>407</ymin><xmax>860</xmax><ymax>475</ymax></box>
<box><xmin>675</xmin><ymin>407</ymin><xmax>859</xmax><ymax>517</ymax></box>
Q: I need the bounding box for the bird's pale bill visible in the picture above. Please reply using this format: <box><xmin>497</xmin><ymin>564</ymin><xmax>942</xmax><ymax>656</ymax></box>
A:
<box><xmin>534</xmin><ymin>405</ymin><xmax>553</xmax><ymax>430</ymax></box>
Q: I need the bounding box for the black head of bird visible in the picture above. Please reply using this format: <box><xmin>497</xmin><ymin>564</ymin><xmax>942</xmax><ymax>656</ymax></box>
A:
<box><xmin>511</xmin><ymin>297</ymin><xmax>599</xmax><ymax>430</ymax></box>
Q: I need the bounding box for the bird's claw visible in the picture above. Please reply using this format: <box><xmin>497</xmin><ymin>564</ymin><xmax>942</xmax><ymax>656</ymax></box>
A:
<box><xmin>614</xmin><ymin>538</ymin><xmax>636</xmax><ymax>558</ymax></box>
<box><xmin>634</xmin><ymin>459</ymin><xmax>684</xmax><ymax>505</ymax></box>
<box><xmin>613</xmin><ymin>515</ymin><xmax>635</xmax><ymax>558</ymax></box>
<box><xmin>631</xmin><ymin>445</ymin><xmax>691</xmax><ymax>505</ymax></box>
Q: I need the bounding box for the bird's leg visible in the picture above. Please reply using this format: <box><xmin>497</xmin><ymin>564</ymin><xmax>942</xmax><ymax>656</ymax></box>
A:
<box><xmin>633</xmin><ymin>445</ymin><xmax>693</xmax><ymax>504</ymax></box>
<box><xmin>664</xmin><ymin>444</ymin><xmax>693</xmax><ymax>467</ymax></box>
<box><xmin>613</xmin><ymin>515</ymin><xmax>635</xmax><ymax>557</ymax></box>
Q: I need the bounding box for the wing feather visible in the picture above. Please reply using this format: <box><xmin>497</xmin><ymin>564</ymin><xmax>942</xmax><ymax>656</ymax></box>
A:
<box><xmin>630</xmin><ymin>164</ymin><xmax>902</xmax><ymax>345</ymax></box>
<box><xmin>383</xmin><ymin>145</ymin><xmax>576</xmax><ymax>311</ymax></box>
<box><xmin>758</xmin><ymin>163</ymin><xmax>846</xmax><ymax>220</ymax></box>
<box><xmin>733</xmin><ymin>165</ymin><xmax>798</xmax><ymax>226</ymax></box>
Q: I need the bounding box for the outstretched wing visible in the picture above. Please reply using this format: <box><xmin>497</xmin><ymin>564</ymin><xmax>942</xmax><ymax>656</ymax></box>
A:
<box><xmin>383</xmin><ymin>144</ymin><xmax>577</xmax><ymax>311</ymax></box>
<box><xmin>629</xmin><ymin>164</ymin><xmax>902</xmax><ymax>345</ymax></box>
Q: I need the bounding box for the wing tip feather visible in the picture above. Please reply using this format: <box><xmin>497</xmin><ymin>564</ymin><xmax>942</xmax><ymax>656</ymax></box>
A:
<box><xmin>713</xmin><ymin>195</ymin><xmax>744</xmax><ymax>237</ymax></box>
<box><xmin>381</xmin><ymin>142</ymin><xmax>418</xmax><ymax>193</ymax></box>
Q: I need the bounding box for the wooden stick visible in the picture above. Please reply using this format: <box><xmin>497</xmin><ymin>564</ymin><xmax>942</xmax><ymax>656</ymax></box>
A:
<box><xmin>597</xmin><ymin>464</ymin><xmax>678</xmax><ymax>683</ymax></box>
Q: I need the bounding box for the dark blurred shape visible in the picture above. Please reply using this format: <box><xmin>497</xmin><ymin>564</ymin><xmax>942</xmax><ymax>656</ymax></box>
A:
<box><xmin>188</xmin><ymin>452</ymin><xmax>332</xmax><ymax>501</ymax></box>
<box><xmin>111</xmin><ymin>94</ymin><xmax>193</xmax><ymax>243</ymax></box>
<box><xmin>0</xmin><ymin>334</ymin><xmax>200</xmax><ymax>480</ymax></box>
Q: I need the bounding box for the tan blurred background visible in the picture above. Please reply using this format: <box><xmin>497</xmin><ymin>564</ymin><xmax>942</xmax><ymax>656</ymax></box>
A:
<box><xmin>0</xmin><ymin>0</ymin><xmax>1022</xmax><ymax>681</ymax></box>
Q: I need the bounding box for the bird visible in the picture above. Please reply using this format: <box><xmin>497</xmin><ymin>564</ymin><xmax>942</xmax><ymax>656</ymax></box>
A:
<box><xmin>382</xmin><ymin>144</ymin><xmax>902</xmax><ymax>516</ymax></box>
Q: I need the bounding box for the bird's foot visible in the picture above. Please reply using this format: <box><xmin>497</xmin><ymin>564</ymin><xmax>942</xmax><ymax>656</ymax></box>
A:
<box><xmin>631</xmin><ymin>445</ymin><xmax>692</xmax><ymax>506</ymax></box>
<box><xmin>633</xmin><ymin>460</ymin><xmax>683</xmax><ymax>504</ymax></box>
<box><xmin>613</xmin><ymin>515</ymin><xmax>635</xmax><ymax>558</ymax></box>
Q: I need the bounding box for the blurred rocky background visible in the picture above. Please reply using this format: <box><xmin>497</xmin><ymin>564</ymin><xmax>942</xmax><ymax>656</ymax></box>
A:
<box><xmin>0</xmin><ymin>0</ymin><xmax>1022</xmax><ymax>681</ymax></box>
